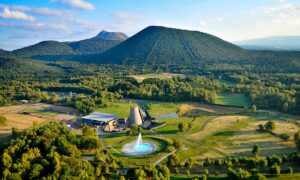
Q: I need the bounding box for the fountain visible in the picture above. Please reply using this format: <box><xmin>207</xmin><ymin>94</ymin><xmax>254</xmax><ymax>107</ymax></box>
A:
<box><xmin>122</xmin><ymin>133</ymin><xmax>157</xmax><ymax>156</ymax></box>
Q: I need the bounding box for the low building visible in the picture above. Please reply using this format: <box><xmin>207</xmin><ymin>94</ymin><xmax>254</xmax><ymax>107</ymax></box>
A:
<box><xmin>78</xmin><ymin>112</ymin><xmax>118</xmax><ymax>131</ymax></box>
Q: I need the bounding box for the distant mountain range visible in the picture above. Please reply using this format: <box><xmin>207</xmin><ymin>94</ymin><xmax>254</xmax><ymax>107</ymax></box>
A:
<box><xmin>3</xmin><ymin>30</ymin><xmax>128</xmax><ymax>57</ymax></box>
<box><xmin>1</xmin><ymin>26</ymin><xmax>300</xmax><ymax>71</ymax></box>
<box><xmin>236</xmin><ymin>36</ymin><xmax>300</xmax><ymax>51</ymax></box>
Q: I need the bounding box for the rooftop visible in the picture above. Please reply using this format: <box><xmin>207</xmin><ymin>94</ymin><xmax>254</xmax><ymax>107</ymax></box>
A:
<box><xmin>81</xmin><ymin>112</ymin><xmax>117</xmax><ymax>122</ymax></box>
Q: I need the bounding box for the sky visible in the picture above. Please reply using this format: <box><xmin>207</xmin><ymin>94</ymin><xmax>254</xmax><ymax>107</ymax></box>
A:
<box><xmin>0</xmin><ymin>0</ymin><xmax>300</xmax><ymax>50</ymax></box>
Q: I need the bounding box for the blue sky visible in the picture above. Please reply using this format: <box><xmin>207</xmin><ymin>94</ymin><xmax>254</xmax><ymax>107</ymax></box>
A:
<box><xmin>0</xmin><ymin>0</ymin><xmax>300</xmax><ymax>50</ymax></box>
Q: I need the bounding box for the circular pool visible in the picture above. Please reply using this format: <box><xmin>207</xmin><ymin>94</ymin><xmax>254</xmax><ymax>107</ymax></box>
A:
<box><xmin>122</xmin><ymin>141</ymin><xmax>157</xmax><ymax>156</ymax></box>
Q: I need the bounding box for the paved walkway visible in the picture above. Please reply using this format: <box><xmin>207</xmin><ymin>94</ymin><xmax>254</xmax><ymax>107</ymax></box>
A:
<box><xmin>107</xmin><ymin>145</ymin><xmax>123</xmax><ymax>154</ymax></box>
<box><xmin>153</xmin><ymin>149</ymin><xmax>177</xmax><ymax>166</ymax></box>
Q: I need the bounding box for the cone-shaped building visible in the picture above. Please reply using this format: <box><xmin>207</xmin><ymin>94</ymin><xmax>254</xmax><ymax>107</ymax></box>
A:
<box><xmin>128</xmin><ymin>107</ymin><xmax>143</xmax><ymax>126</ymax></box>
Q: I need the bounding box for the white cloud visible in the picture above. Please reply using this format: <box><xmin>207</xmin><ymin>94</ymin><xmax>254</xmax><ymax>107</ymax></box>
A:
<box><xmin>197</xmin><ymin>17</ymin><xmax>223</xmax><ymax>30</ymax></box>
<box><xmin>53</xmin><ymin>0</ymin><xmax>95</xmax><ymax>10</ymax></box>
<box><xmin>253</xmin><ymin>3</ymin><xmax>300</xmax><ymax>16</ymax></box>
<box><xmin>12</xmin><ymin>5</ymin><xmax>68</xmax><ymax>16</ymax></box>
<box><xmin>0</xmin><ymin>22</ymin><xmax>69</xmax><ymax>32</ymax></box>
<box><xmin>104</xmin><ymin>12</ymin><xmax>143</xmax><ymax>34</ymax></box>
<box><xmin>225</xmin><ymin>2</ymin><xmax>300</xmax><ymax>41</ymax></box>
<box><xmin>0</xmin><ymin>7</ymin><xmax>35</xmax><ymax>22</ymax></box>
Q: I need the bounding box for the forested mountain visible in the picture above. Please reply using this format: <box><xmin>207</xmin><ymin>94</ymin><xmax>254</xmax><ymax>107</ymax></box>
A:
<box><xmin>0</xmin><ymin>57</ymin><xmax>59</xmax><ymax>79</ymax></box>
<box><xmin>86</xmin><ymin>26</ymin><xmax>247</xmax><ymax>64</ymax></box>
<box><xmin>5</xmin><ymin>31</ymin><xmax>128</xmax><ymax>58</ymax></box>
<box><xmin>11</xmin><ymin>41</ymin><xmax>74</xmax><ymax>57</ymax></box>
<box><xmin>2</xmin><ymin>26</ymin><xmax>300</xmax><ymax>71</ymax></box>
<box><xmin>0</xmin><ymin>49</ymin><xmax>8</xmax><ymax>55</ymax></box>
<box><xmin>66</xmin><ymin>37</ymin><xmax>124</xmax><ymax>55</ymax></box>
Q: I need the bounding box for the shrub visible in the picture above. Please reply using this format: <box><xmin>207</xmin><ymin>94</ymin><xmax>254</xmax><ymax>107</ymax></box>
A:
<box><xmin>177</xmin><ymin>104</ymin><xmax>194</xmax><ymax>117</ymax></box>
<box><xmin>281</xmin><ymin>167</ymin><xmax>293</xmax><ymax>174</ymax></box>
<box><xmin>258</xmin><ymin>124</ymin><xmax>265</xmax><ymax>132</ymax></box>
<box><xmin>252</xmin><ymin>144</ymin><xmax>261</xmax><ymax>157</ymax></box>
<box><xmin>173</xmin><ymin>139</ymin><xmax>182</xmax><ymax>149</ymax></box>
<box><xmin>174</xmin><ymin>167</ymin><xmax>179</xmax><ymax>175</ymax></box>
<box><xmin>250</xmin><ymin>173</ymin><xmax>267</xmax><ymax>180</ymax></box>
<box><xmin>0</xmin><ymin>115</ymin><xmax>7</xmax><ymax>126</ymax></box>
<box><xmin>204</xmin><ymin>169</ymin><xmax>209</xmax><ymax>176</ymax></box>
<box><xmin>279</xmin><ymin>133</ymin><xmax>290</xmax><ymax>141</ymax></box>
<box><xmin>178</xmin><ymin>122</ymin><xmax>188</xmax><ymax>133</ymax></box>
<box><xmin>186</xmin><ymin>170</ymin><xmax>190</xmax><ymax>176</ymax></box>
<box><xmin>265</xmin><ymin>121</ymin><xmax>276</xmax><ymax>131</ymax></box>
<box><xmin>294</xmin><ymin>131</ymin><xmax>300</xmax><ymax>150</ymax></box>
<box><xmin>269</xmin><ymin>163</ymin><xmax>281</xmax><ymax>176</ymax></box>
<box><xmin>227</xmin><ymin>168</ymin><xmax>251</xmax><ymax>180</ymax></box>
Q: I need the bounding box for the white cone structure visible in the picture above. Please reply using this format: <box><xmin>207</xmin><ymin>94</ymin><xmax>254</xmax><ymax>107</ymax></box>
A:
<box><xmin>128</xmin><ymin>107</ymin><xmax>143</xmax><ymax>126</ymax></box>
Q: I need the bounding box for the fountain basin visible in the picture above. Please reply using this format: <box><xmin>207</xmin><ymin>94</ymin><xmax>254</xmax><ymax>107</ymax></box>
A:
<box><xmin>122</xmin><ymin>141</ymin><xmax>157</xmax><ymax>156</ymax></box>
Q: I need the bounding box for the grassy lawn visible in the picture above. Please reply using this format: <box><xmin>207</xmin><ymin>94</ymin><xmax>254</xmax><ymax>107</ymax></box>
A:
<box><xmin>269</xmin><ymin>174</ymin><xmax>300</xmax><ymax>180</ymax></box>
<box><xmin>215</xmin><ymin>93</ymin><xmax>251</xmax><ymax>107</ymax></box>
<box><xmin>142</xmin><ymin>101</ymin><xmax>178</xmax><ymax>116</ymax></box>
<box><xmin>95</xmin><ymin>102</ymin><xmax>137</xmax><ymax>118</ymax></box>
<box><xmin>171</xmin><ymin>175</ymin><xmax>227</xmax><ymax>180</ymax></box>
<box><xmin>105</xmin><ymin>134</ymin><xmax>171</xmax><ymax>166</ymax></box>
<box><xmin>130</xmin><ymin>73</ymin><xmax>184</xmax><ymax>82</ymax></box>
<box><xmin>22</xmin><ymin>108</ymin><xmax>59</xmax><ymax>117</ymax></box>
<box><xmin>100</xmin><ymin>100</ymin><xmax>298</xmax><ymax>165</ymax></box>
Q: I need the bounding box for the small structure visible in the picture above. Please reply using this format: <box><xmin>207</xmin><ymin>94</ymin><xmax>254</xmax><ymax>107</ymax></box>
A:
<box><xmin>128</xmin><ymin>107</ymin><xmax>144</xmax><ymax>126</ymax></box>
<box><xmin>78</xmin><ymin>112</ymin><xmax>117</xmax><ymax>131</ymax></box>
<box><xmin>20</xmin><ymin>100</ymin><xmax>28</xmax><ymax>104</ymax></box>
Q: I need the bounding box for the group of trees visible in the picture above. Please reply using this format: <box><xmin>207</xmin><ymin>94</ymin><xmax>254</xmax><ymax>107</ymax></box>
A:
<box><xmin>126</xmin><ymin>165</ymin><xmax>171</xmax><ymax>179</ymax></box>
<box><xmin>165</xmin><ymin>143</ymin><xmax>297</xmax><ymax>179</ymax></box>
<box><xmin>258</xmin><ymin>121</ymin><xmax>276</xmax><ymax>132</ymax></box>
<box><xmin>110</xmin><ymin>76</ymin><xmax>219</xmax><ymax>103</ymax></box>
<box><xmin>0</xmin><ymin>122</ymin><xmax>123</xmax><ymax>179</ymax></box>
<box><xmin>1</xmin><ymin>60</ymin><xmax>299</xmax><ymax>115</ymax></box>
<box><xmin>0</xmin><ymin>121</ymin><xmax>179</xmax><ymax>179</ymax></box>
<box><xmin>220</xmin><ymin>73</ymin><xmax>300</xmax><ymax>114</ymax></box>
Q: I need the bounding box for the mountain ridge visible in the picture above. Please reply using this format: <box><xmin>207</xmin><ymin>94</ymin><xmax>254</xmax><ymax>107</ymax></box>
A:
<box><xmin>84</xmin><ymin>26</ymin><xmax>247</xmax><ymax>65</ymax></box>
<box><xmin>5</xmin><ymin>31</ymin><xmax>128</xmax><ymax>57</ymax></box>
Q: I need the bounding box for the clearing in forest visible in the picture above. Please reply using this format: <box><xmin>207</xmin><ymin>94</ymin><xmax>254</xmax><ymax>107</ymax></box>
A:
<box><xmin>215</xmin><ymin>93</ymin><xmax>251</xmax><ymax>107</ymax></box>
<box><xmin>130</xmin><ymin>73</ymin><xmax>184</xmax><ymax>82</ymax></box>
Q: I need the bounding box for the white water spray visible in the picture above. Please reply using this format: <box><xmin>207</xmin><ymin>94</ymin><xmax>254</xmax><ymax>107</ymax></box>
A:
<box><xmin>134</xmin><ymin>133</ymin><xmax>143</xmax><ymax>148</ymax></box>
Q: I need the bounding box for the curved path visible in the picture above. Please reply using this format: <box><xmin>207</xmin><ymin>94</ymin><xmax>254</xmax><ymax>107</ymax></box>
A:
<box><xmin>153</xmin><ymin>149</ymin><xmax>177</xmax><ymax>166</ymax></box>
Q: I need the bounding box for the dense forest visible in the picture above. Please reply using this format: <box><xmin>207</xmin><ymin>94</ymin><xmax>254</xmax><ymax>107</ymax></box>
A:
<box><xmin>0</xmin><ymin>57</ymin><xmax>299</xmax><ymax>115</ymax></box>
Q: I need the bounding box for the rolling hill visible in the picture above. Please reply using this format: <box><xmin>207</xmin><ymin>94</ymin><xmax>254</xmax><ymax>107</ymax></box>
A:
<box><xmin>65</xmin><ymin>30</ymin><xmax>128</xmax><ymax>55</ymax></box>
<box><xmin>11</xmin><ymin>41</ymin><xmax>74</xmax><ymax>57</ymax></box>
<box><xmin>0</xmin><ymin>49</ymin><xmax>8</xmax><ymax>56</ymax></box>
<box><xmin>0</xmin><ymin>57</ymin><xmax>58</xmax><ymax>77</ymax></box>
<box><xmin>7</xmin><ymin>31</ymin><xmax>128</xmax><ymax>58</ymax></box>
<box><xmin>86</xmin><ymin>26</ymin><xmax>247</xmax><ymax>65</ymax></box>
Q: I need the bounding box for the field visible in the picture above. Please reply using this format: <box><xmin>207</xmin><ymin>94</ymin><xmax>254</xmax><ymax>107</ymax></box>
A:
<box><xmin>103</xmin><ymin>100</ymin><xmax>300</xmax><ymax>168</ymax></box>
<box><xmin>215</xmin><ymin>93</ymin><xmax>251</xmax><ymax>107</ymax></box>
<box><xmin>95</xmin><ymin>101</ymin><xmax>138</xmax><ymax>118</ymax></box>
<box><xmin>143</xmin><ymin>101</ymin><xmax>178</xmax><ymax>116</ymax></box>
<box><xmin>1</xmin><ymin>100</ymin><xmax>300</xmax><ymax>178</ymax></box>
<box><xmin>130</xmin><ymin>73</ymin><xmax>184</xmax><ymax>82</ymax></box>
<box><xmin>0</xmin><ymin>103</ymin><xmax>77</xmax><ymax>138</ymax></box>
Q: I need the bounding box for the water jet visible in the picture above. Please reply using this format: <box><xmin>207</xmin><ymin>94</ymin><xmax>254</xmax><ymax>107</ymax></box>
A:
<box><xmin>122</xmin><ymin>133</ymin><xmax>157</xmax><ymax>156</ymax></box>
